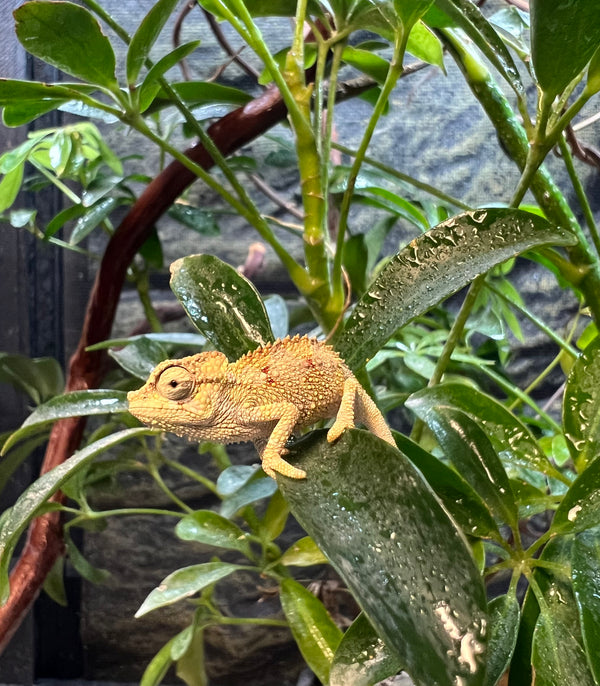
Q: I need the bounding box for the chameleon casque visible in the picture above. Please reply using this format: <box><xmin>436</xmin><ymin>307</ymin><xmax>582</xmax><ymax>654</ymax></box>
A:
<box><xmin>127</xmin><ymin>335</ymin><xmax>395</xmax><ymax>479</ymax></box>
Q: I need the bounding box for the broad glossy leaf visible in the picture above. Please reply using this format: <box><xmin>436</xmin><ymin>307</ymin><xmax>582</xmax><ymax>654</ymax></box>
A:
<box><xmin>0</xmin><ymin>163</ymin><xmax>24</xmax><ymax>213</ymax></box>
<box><xmin>14</xmin><ymin>2</ymin><xmax>118</xmax><ymax>89</ymax></box>
<box><xmin>69</xmin><ymin>197</ymin><xmax>127</xmax><ymax>245</ymax></box>
<box><xmin>219</xmin><ymin>476</ymin><xmax>278</xmax><ymax>519</ymax></box>
<box><xmin>126</xmin><ymin>0</ymin><xmax>180</xmax><ymax>84</ymax></box>
<box><xmin>563</xmin><ymin>336</ymin><xmax>600</xmax><ymax>471</ymax></box>
<box><xmin>485</xmin><ymin>595</ymin><xmax>520</xmax><ymax>686</ymax></box>
<box><xmin>167</xmin><ymin>204</ymin><xmax>219</xmax><ymax>235</ymax></box>
<box><xmin>507</xmin><ymin>586</ymin><xmax>539</xmax><ymax>686</ymax></box>
<box><xmin>406</xmin><ymin>404</ymin><xmax>518</xmax><ymax>530</ymax></box>
<box><xmin>408</xmin><ymin>384</ymin><xmax>561</xmax><ymax>480</ymax></box>
<box><xmin>175</xmin><ymin>510</ymin><xmax>252</xmax><ymax>557</ymax></box>
<box><xmin>0</xmin><ymin>78</ymin><xmax>97</xmax><ymax>106</ymax></box>
<box><xmin>435</xmin><ymin>0</ymin><xmax>523</xmax><ymax>97</ymax></box>
<box><xmin>278</xmin><ymin>430</ymin><xmax>487</xmax><ymax>686</ymax></box>
<box><xmin>335</xmin><ymin>209</ymin><xmax>575</xmax><ymax>370</ymax></box>
<box><xmin>330</xmin><ymin>613</ymin><xmax>403</xmax><ymax>686</ymax></box>
<box><xmin>280</xmin><ymin>536</ymin><xmax>328</xmax><ymax>566</ymax></box>
<box><xmin>109</xmin><ymin>337</ymin><xmax>168</xmax><ymax>380</ymax></box>
<box><xmin>147</xmin><ymin>81</ymin><xmax>251</xmax><ymax>113</ymax></box>
<box><xmin>279</xmin><ymin>577</ymin><xmax>342</xmax><ymax>685</ymax></box>
<box><xmin>530</xmin><ymin>0</ymin><xmax>600</xmax><ymax>96</ymax></box>
<box><xmin>2</xmin><ymin>390</ymin><xmax>129</xmax><ymax>454</ymax></box>
<box><xmin>572</xmin><ymin>528</ymin><xmax>600</xmax><ymax>681</ymax></box>
<box><xmin>0</xmin><ymin>427</ymin><xmax>152</xmax><ymax>604</ymax></box>
<box><xmin>170</xmin><ymin>254</ymin><xmax>274</xmax><ymax>360</ymax></box>
<box><xmin>406</xmin><ymin>21</ymin><xmax>444</xmax><ymax>70</ymax></box>
<box><xmin>87</xmin><ymin>332</ymin><xmax>207</xmax><ymax>351</ymax></box>
<box><xmin>135</xmin><ymin>562</ymin><xmax>242</xmax><ymax>617</ymax></box>
<box><xmin>342</xmin><ymin>46</ymin><xmax>391</xmax><ymax>84</ymax></box>
<box><xmin>393</xmin><ymin>432</ymin><xmax>502</xmax><ymax>540</ymax></box>
<box><xmin>552</xmin><ymin>457</ymin><xmax>600</xmax><ymax>534</ymax></box>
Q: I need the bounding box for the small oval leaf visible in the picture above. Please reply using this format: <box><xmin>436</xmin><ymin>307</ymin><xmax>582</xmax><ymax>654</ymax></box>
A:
<box><xmin>335</xmin><ymin>209</ymin><xmax>576</xmax><ymax>371</ymax></box>
<box><xmin>170</xmin><ymin>254</ymin><xmax>274</xmax><ymax>360</ymax></box>
<box><xmin>175</xmin><ymin>510</ymin><xmax>252</xmax><ymax>556</ymax></box>
<box><xmin>280</xmin><ymin>536</ymin><xmax>329</xmax><ymax>566</ymax></box>
<box><xmin>278</xmin><ymin>430</ymin><xmax>487</xmax><ymax>686</ymax></box>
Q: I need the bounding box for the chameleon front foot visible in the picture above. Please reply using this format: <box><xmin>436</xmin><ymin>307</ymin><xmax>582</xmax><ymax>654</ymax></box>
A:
<box><xmin>261</xmin><ymin>453</ymin><xmax>306</xmax><ymax>480</ymax></box>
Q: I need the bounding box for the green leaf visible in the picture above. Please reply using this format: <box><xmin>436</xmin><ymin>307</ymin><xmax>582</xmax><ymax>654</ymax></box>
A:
<box><xmin>335</xmin><ymin>209</ymin><xmax>576</xmax><ymax>371</ymax></box>
<box><xmin>108</xmin><ymin>337</ymin><xmax>168</xmax><ymax>380</ymax></box>
<box><xmin>330</xmin><ymin>613</ymin><xmax>403</xmax><ymax>686</ymax></box>
<box><xmin>2</xmin><ymin>390</ymin><xmax>129</xmax><ymax>454</ymax></box>
<box><xmin>135</xmin><ymin>562</ymin><xmax>242</xmax><ymax>617</ymax></box>
<box><xmin>264</xmin><ymin>295</ymin><xmax>289</xmax><ymax>341</ymax></box>
<box><xmin>65</xmin><ymin>534</ymin><xmax>111</xmax><ymax>584</ymax></box>
<box><xmin>69</xmin><ymin>197</ymin><xmax>127</xmax><ymax>244</ymax></box>
<box><xmin>147</xmin><ymin>81</ymin><xmax>251</xmax><ymax>113</ymax></box>
<box><xmin>86</xmin><ymin>332</ymin><xmax>207</xmax><ymax>351</ymax></box>
<box><xmin>485</xmin><ymin>595</ymin><xmax>520</xmax><ymax>686</ymax></box>
<box><xmin>280</xmin><ymin>536</ymin><xmax>328</xmax><ymax>566</ymax></box>
<box><xmin>393</xmin><ymin>431</ymin><xmax>502</xmax><ymax>540</ymax></box>
<box><xmin>406</xmin><ymin>21</ymin><xmax>444</xmax><ymax>70</ymax></box>
<box><xmin>406</xmin><ymin>404</ymin><xmax>518</xmax><ymax>530</ymax></box>
<box><xmin>530</xmin><ymin>0</ymin><xmax>600</xmax><ymax>97</ymax></box>
<box><xmin>219</xmin><ymin>475</ymin><xmax>278</xmax><ymax>519</ymax></box>
<box><xmin>507</xmin><ymin>586</ymin><xmax>539</xmax><ymax>686</ymax></box>
<box><xmin>141</xmin><ymin>635</ymin><xmax>177</xmax><ymax>686</ymax></box>
<box><xmin>0</xmin><ymin>78</ymin><xmax>98</xmax><ymax>106</ymax></box>
<box><xmin>167</xmin><ymin>204</ymin><xmax>219</xmax><ymax>235</ymax></box>
<box><xmin>175</xmin><ymin>510</ymin><xmax>252</xmax><ymax>557</ymax></box>
<box><xmin>435</xmin><ymin>0</ymin><xmax>524</xmax><ymax>98</ymax></box>
<box><xmin>563</xmin><ymin>336</ymin><xmax>600</xmax><ymax>471</ymax></box>
<box><xmin>260</xmin><ymin>488</ymin><xmax>289</xmax><ymax>541</ymax></box>
<box><xmin>279</xmin><ymin>577</ymin><xmax>343</xmax><ymax>685</ymax></box>
<box><xmin>0</xmin><ymin>433</ymin><xmax>49</xmax><ymax>494</ymax></box>
<box><xmin>393</xmin><ymin>0</ymin><xmax>435</xmax><ymax>29</ymax></box>
<box><xmin>278</xmin><ymin>430</ymin><xmax>487</xmax><ymax>686</ymax></box>
<box><xmin>126</xmin><ymin>0</ymin><xmax>180</xmax><ymax>85</ymax></box>
<box><xmin>175</xmin><ymin>625</ymin><xmax>208</xmax><ymax>686</ymax></box>
<box><xmin>43</xmin><ymin>555</ymin><xmax>67</xmax><ymax>606</ymax></box>
<box><xmin>14</xmin><ymin>1</ymin><xmax>118</xmax><ymax>90</ymax></box>
<box><xmin>407</xmin><ymin>384</ymin><xmax>562</xmax><ymax>480</ymax></box>
<box><xmin>0</xmin><ymin>427</ymin><xmax>152</xmax><ymax>604</ymax></box>
<box><xmin>572</xmin><ymin>528</ymin><xmax>600</xmax><ymax>682</ymax></box>
<box><xmin>170</xmin><ymin>254</ymin><xmax>274</xmax><ymax>360</ymax></box>
<box><xmin>341</xmin><ymin>46</ymin><xmax>391</xmax><ymax>84</ymax></box>
<box><xmin>0</xmin><ymin>353</ymin><xmax>64</xmax><ymax>404</ymax></box>
<box><xmin>0</xmin><ymin>163</ymin><xmax>24</xmax><ymax>213</ymax></box>
<box><xmin>551</xmin><ymin>457</ymin><xmax>600</xmax><ymax>534</ymax></box>
<box><xmin>586</xmin><ymin>45</ymin><xmax>600</xmax><ymax>95</ymax></box>
<box><xmin>139</xmin><ymin>41</ymin><xmax>201</xmax><ymax>112</ymax></box>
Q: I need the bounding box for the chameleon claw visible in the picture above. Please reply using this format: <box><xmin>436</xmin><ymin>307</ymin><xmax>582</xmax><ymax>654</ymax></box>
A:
<box><xmin>262</xmin><ymin>454</ymin><xmax>306</xmax><ymax>480</ymax></box>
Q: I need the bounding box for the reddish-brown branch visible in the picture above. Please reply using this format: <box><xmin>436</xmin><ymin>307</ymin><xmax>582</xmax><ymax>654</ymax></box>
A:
<box><xmin>0</xmin><ymin>84</ymin><xmax>287</xmax><ymax>653</ymax></box>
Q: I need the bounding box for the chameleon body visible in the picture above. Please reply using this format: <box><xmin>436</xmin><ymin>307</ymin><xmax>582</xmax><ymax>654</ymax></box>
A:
<box><xmin>127</xmin><ymin>335</ymin><xmax>395</xmax><ymax>479</ymax></box>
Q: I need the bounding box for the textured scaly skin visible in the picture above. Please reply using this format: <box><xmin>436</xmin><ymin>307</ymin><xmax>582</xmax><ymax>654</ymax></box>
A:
<box><xmin>127</xmin><ymin>335</ymin><xmax>395</xmax><ymax>478</ymax></box>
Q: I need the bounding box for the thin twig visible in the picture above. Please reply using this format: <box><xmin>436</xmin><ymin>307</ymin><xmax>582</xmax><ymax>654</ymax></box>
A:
<box><xmin>202</xmin><ymin>8</ymin><xmax>260</xmax><ymax>81</ymax></box>
<box><xmin>172</xmin><ymin>0</ymin><xmax>195</xmax><ymax>80</ymax></box>
<box><xmin>248</xmin><ymin>173</ymin><xmax>304</xmax><ymax>219</ymax></box>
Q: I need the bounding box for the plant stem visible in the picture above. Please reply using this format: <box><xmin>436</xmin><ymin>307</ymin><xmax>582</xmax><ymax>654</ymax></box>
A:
<box><xmin>558</xmin><ymin>133</ymin><xmax>600</xmax><ymax>258</ymax></box>
<box><xmin>131</xmin><ymin>266</ymin><xmax>162</xmax><ymax>333</ymax></box>
<box><xmin>332</xmin><ymin>28</ymin><xmax>409</xmax><ymax>309</ymax></box>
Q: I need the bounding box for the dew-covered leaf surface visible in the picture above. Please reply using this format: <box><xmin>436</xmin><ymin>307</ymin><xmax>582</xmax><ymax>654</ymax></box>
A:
<box><xmin>278</xmin><ymin>429</ymin><xmax>487</xmax><ymax>686</ymax></box>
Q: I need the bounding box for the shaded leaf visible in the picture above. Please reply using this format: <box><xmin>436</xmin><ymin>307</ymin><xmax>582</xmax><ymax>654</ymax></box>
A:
<box><xmin>175</xmin><ymin>624</ymin><xmax>208</xmax><ymax>686</ymax></box>
<box><xmin>279</xmin><ymin>577</ymin><xmax>343</xmax><ymax>685</ymax></box>
<box><xmin>108</xmin><ymin>337</ymin><xmax>168</xmax><ymax>380</ymax></box>
<box><xmin>278</xmin><ymin>430</ymin><xmax>487</xmax><ymax>686</ymax></box>
<box><xmin>219</xmin><ymin>475</ymin><xmax>278</xmax><ymax>519</ymax></box>
<box><xmin>168</xmin><ymin>204</ymin><xmax>219</xmax><ymax>235</ymax></box>
<box><xmin>135</xmin><ymin>562</ymin><xmax>242</xmax><ymax>617</ymax></box>
<box><xmin>175</xmin><ymin>510</ymin><xmax>252</xmax><ymax>556</ymax></box>
<box><xmin>485</xmin><ymin>595</ymin><xmax>520</xmax><ymax>686</ymax></box>
<box><xmin>0</xmin><ymin>428</ymin><xmax>153</xmax><ymax>604</ymax></box>
<box><xmin>2</xmin><ymin>390</ymin><xmax>129</xmax><ymax>454</ymax></box>
<box><xmin>14</xmin><ymin>1</ymin><xmax>118</xmax><ymax>89</ymax></box>
<box><xmin>530</xmin><ymin>0</ymin><xmax>600</xmax><ymax>96</ymax></box>
<box><xmin>280</xmin><ymin>536</ymin><xmax>328</xmax><ymax>566</ymax></box>
<box><xmin>563</xmin><ymin>335</ymin><xmax>600</xmax><ymax>471</ymax></box>
<box><xmin>330</xmin><ymin>612</ymin><xmax>403</xmax><ymax>686</ymax></box>
<box><xmin>170</xmin><ymin>254</ymin><xmax>273</xmax><ymax>360</ymax></box>
<box><xmin>0</xmin><ymin>433</ymin><xmax>49</xmax><ymax>494</ymax></box>
<box><xmin>260</xmin><ymin>488</ymin><xmax>289</xmax><ymax>541</ymax></box>
<box><xmin>86</xmin><ymin>332</ymin><xmax>207</xmax><ymax>351</ymax></box>
<box><xmin>335</xmin><ymin>209</ymin><xmax>575</xmax><ymax>371</ymax></box>
<box><xmin>572</xmin><ymin>528</ymin><xmax>600</xmax><ymax>682</ymax></box>
<box><xmin>551</xmin><ymin>457</ymin><xmax>600</xmax><ymax>534</ymax></box>
<box><xmin>0</xmin><ymin>352</ymin><xmax>64</xmax><ymax>404</ymax></box>
<box><xmin>141</xmin><ymin>635</ymin><xmax>177</xmax><ymax>686</ymax></box>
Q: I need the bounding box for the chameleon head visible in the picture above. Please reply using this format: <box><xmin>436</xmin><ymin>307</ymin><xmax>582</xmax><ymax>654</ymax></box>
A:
<box><xmin>127</xmin><ymin>351</ymin><xmax>229</xmax><ymax>439</ymax></box>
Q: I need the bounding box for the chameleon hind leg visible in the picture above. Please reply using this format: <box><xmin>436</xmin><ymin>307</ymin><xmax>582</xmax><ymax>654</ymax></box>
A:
<box><xmin>327</xmin><ymin>377</ymin><xmax>395</xmax><ymax>446</ymax></box>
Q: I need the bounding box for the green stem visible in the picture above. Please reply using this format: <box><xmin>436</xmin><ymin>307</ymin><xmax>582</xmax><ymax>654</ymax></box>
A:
<box><xmin>131</xmin><ymin>266</ymin><xmax>162</xmax><ymax>333</ymax></box>
<box><xmin>30</xmin><ymin>161</ymin><xmax>81</xmax><ymax>204</ymax></box>
<box><xmin>160</xmin><ymin>455</ymin><xmax>219</xmax><ymax>496</ymax></box>
<box><xmin>558</xmin><ymin>133</ymin><xmax>600</xmax><ymax>258</ymax></box>
<box><xmin>217</xmin><ymin>616</ymin><xmax>289</xmax><ymax>628</ymax></box>
<box><xmin>147</xmin><ymin>461</ymin><xmax>193</xmax><ymax>513</ymax></box>
<box><xmin>333</xmin><ymin>28</ymin><xmax>409</xmax><ymax>307</ymax></box>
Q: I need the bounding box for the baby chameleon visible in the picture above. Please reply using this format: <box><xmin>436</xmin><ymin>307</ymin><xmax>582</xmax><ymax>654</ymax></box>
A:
<box><xmin>127</xmin><ymin>335</ymin><xmax>395</xmax><ymax>479</ymax></box>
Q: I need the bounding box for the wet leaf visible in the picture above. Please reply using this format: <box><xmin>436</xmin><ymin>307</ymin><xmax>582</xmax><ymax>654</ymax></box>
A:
<box><xmin>278</xmin><ymin>429</ymin><xmax>487</xmax><ymax>686</ymax></box>
<box><xmin>0</xmin><ymin>428</ymin><xmax>153</xmax><ymax>604</ymax></box>
<box><xmin>135</xmin><ymin>562</ymin><xmax>242</xmax><ymax>617</ymax></box>
<box><xmin>109</xmin><ymin>337</ymin><xmax>168</xmax><ymax>380</ymax></box>
<box><xmin>126</xmin><ymin>0</ymin><xmax>180</xmax><ymax>84</ymax></box>
<box><xmin>335</xmin><ymin>209</ymin><xmax>576</xmax><ymax>371</ymax></box>
<box><xmin>530</xmin><ymin>0</ymin><xmax>600</xmax><ymax>97</ymax></box>
<box><xmin>563</xmin><ymin>335</ymin><xmax>600</xmax><ymax>471</ymax></box>
<box><xmin>2</xmin><ymin>390</ymin><xmax>129</xmax><ymax>454</ymax></box>
<box><xmin>572</xmin><ymin>528</ymin><xmax>600</xmax><ymax>681</ymax></box>
<box><xmin>279</xmin><ymin>577</ymin><xmax>343</xmax><ymax>685</ymax></box>
<box><xmin>408</xmin><ymin>384</ymin><xmax>562</xmax><ymax>480</ymax></box>
<box><xmin>393</xmin><ymin>432</ymin><xmax>502</xmax><ymax>540</ymax></box>
<box><xmin>175</xmin><ymin>510</ymin><xmax>252</xmax><ymax>556</ymax></box>
<box><xmin>507</xmin><ymin>586</ymin><xmax>539</xmax><ymax>686</ymax></box>
<box><xmin>280</xmin><ymin>536</ymin><xmax>328</xmax><ymax>566</ymax></box>
<box><xmin>330</xmin><ymin>612</ymin><xmax>403</xmax><ymax>686</ymax></box>
<box><xmin>406</xmin><ymin>404</ymin><xmax>518</xmax><ymax>530</ymax></box>
<box><xmin>219</xmin><ymin>475</ymin><xmax>278</xmax><ymax>519</ymax></box>
<box><xmin>485</xmin><ymin>595</ymin><xmax>520</xmax><ymax>686</ymax></box>
<box><xmin>14</xmin><ymin>1</ymin><xmax>118</xmax><ymax>90</ymax></box>
<box><xmin>551</xmin><ymin>457</ymin><xmax>600</xmax><ymax>534</ymax></box>
<box><xmin>170</xmin><ymin>254</ymin><xmax>274</xmax><ymax>360</ymax></box>
<box><xmin>167</xmin><ymin>204</ymin><xmax>219</xmax><ymax>235</ymax></box>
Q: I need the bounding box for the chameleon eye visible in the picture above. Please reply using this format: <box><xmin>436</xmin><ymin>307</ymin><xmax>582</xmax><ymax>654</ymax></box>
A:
<box><xmin>156</xmin><ymin>365</ymin><xmax>195</xmax><ymax>401</ymax></box>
